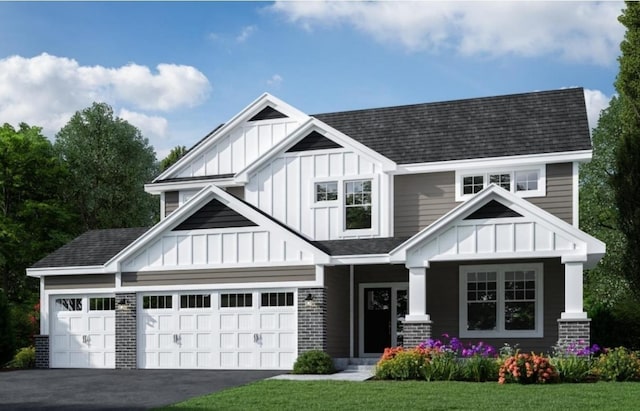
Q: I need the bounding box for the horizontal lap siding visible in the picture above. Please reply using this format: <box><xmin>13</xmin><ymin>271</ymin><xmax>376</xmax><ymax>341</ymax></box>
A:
<box><xmin>121</xmin><ymin>265</ymin><xmax>315</xmax><ymax>286</ymax></box>
<box><xmin>394</xmin><ymin>172</ymin><xmax>456</xmax><ymax>237</ymax></box>
<box><xmin>528</xmin><ymin>163</ymin><xmax>573</xmax><ymax>224</ymax></box>
<box><xmin>44</xmin><ymin>274</ymin><xmax>115</xmax><ymax>289</ymax></box>
<box><xmin>325</xmin><ymin>266</ymin><xmax>350</xmax><ymax>357</ymax></box>
<box><xmin>427</xmin><ymin>258</ymin><xmax>563</xmax><ymax>353</ymax></box>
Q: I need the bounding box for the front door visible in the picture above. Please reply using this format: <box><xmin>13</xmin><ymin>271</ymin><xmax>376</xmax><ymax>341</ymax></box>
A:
<box><xmin>360</xmin><ymin>284</ymin><xmax>408</xmax><ymax>356</ymax></box>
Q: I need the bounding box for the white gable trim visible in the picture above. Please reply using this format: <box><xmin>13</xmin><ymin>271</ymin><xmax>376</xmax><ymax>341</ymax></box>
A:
<box><xmin>389</xmin><ymin>185</ymin><xmax>605</xmax><ymax>269</ymax></box>
<box><xmin>152</xmin><ymin>93</ymin><xmax>310</xmax><ymax>183</ymax></box>
<box><xmin>235</xmin><ymin>118</ymin><xmax>396</xmax><ymax>184</ymax></box>
<box><xmin>105</xmin><ymin>184</ymin><xmax>330</xmax><ymax>272</ymax></box>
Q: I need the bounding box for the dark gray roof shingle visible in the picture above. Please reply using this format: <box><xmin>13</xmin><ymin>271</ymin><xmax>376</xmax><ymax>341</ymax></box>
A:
<box><xmin>313</xmin><ymin>237</ymin><xmax>410</xmax><ymax>255</ymax></box>
<box><xmin>31</xmin><ymin>227</ymin><xmax>150</xmax><ymax>268</ymax></box>
<box><xmin>314</xmin><ymin>88</ymin><xmax>591</xmax><ymax>164</ymax></box>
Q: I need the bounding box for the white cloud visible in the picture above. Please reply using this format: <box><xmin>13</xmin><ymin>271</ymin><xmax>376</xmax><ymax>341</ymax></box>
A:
<box><xmin>236</xmin><ymin>25</ymin><xmax>257</xmax><ymax>43</ymax></box>
<box><xmin>267</xmin><ymin>74</ymin><xmax>283</xmax><ymax>87</ymax></box>
<box><xmin>0</xmin><ymin>53</ymin><xmax>211</xmax><ymax>138</ymax></box>
<box><xmin>583</xmin><ymin>88</ymin><xmax>614</xmax><ymax>132</ymax></box>
<box><xmin>118</xmin><ymin>108</ymin><xmax>169</xmax><ymax>141</ymax></box>
<box><xmin>271</xmin><ymin>1</ymin><xmax>624</xmax><ymax>65</ymax></box>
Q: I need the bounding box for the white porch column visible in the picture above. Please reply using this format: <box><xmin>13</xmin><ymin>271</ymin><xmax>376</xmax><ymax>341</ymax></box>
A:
<box><xmin>561</xmin><ymin>262</ymin><xmax>588</xmax><ymax>319</ymax></box>
<box><xmin>405</xmin><ymin>267</ymin><xmax>430</xmax><ymax>322</ymax></box>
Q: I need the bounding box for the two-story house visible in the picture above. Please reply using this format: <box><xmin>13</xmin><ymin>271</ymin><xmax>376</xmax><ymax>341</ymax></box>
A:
<box><xmin>28</xmin><ymin>88</ymin><xmax>605</xmax><ymax>370</ymax></box>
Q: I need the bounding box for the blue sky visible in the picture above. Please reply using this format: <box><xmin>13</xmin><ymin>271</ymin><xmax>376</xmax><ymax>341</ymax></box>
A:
<box><xmin>0</xmin><ymin>1</ymin><xmax>624</xmax><ymax>159</ymax></box>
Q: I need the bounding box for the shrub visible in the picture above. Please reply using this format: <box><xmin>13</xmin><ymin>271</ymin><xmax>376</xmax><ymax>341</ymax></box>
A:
<box><xmin>7</xmin><ymin>346</ymin><xmax>35</xmax><ymax>369</ymax></box>
<box><xmin>292</xmin><ymin>350</ymin><xmax>335</xmax><ymax>374</ymax></box>
<box><xmin>499</xmin><ymin>352</ymin><xmax>558</xmax><ymax>384</ymax></box>
<box><xmin>550</xmin><ymin>341</ymin><xmax>600</xmax><ymax>383</ymax></box>
<box><xmin>376</xmin><ymin>348</ymin><xmax>428</xmax><ymax>380</ymax></box>
<box><xmin>594</xmin><ymin>347</ymin><xmax>640</xmax><ymax>381</ymax></box>
<box><xmin>423</xmin><ymin>351</ymin><xmax>460</xmax><ymax>381</ymax></box>
<box><xmin>459</xmin><ymin>355</ymin><xmax>500</xmax><ymax>382</ymax></box>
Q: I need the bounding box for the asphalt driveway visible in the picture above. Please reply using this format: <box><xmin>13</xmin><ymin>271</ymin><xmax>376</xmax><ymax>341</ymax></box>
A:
<box><xmin>0</xmin><ymin>369</ymin><xmax>282</xmax><ymax>410</ymax></box>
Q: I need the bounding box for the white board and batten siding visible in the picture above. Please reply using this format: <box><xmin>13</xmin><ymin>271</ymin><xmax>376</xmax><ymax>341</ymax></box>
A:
<box><xmin>123</xmin><ymin>228</ymin><xmax>314</xmax><ymax>272</ymax></box>
<box><xmin>176</xmin><ymin>119</ymin><xmax>301</xmax><ymax>178</ymax></box>
<box><xmin>406</xmin><ymin>218</ymin><xmax>582</xmax><ymax>267</ymax></box>
<box><xmin>245</xmin><ymin>149</ymin><xmax>389</xmax><ymax>241</ymax></box>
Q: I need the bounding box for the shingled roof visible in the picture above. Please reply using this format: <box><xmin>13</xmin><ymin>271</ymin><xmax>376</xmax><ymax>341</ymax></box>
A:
<box><xmin>31</xmin><ymin>227</ymin><xmax>150</xmax><ymax>268</ymax></box>
<box><xmin>314</xmin><ymin>88</ymin><xmax>591</xmax><ymax>164</ymax></box>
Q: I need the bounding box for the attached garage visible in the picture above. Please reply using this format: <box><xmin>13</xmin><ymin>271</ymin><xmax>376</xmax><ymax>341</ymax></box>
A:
<box><xmin>138</xmin><ymin>289</ymin><xmax>297</xmax><ymax>369</ymax></box>
<box><xmin>50</xmin><ymin>295</ymin><xmax>116</xmax><ymax>368</ymax></box>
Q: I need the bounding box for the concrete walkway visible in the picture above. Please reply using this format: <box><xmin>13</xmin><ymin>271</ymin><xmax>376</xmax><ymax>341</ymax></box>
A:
<box><xmin>270</xmin><ymin>365</ymin><xmax>375</xmax><ymax>381</ymax></box>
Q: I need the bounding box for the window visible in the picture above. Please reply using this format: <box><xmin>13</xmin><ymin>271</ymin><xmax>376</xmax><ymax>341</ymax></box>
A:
<box><xmin>456</xmin><ymin>165</ymin><xmax>545</xmax><ymax>201</ymax></box>
<box><xmin>315</xmin><ymin>181</ymin><xmax>338</xmax><ymax>202</ymax></box>
<box><xmin>261</xmin><ymin>292</ymin><xmax>294</xmax><ymax>307</ymax></box>
<box><xmin>55</xmin><ymin>298</ymin><xmax>82</xmax><ymax>311</ymax></box>
<box><xmin>463</xmin><ymin>176</ymin><xmax>484</xmax><ymax>195</ymax></box>
<box><xmin>89</xmin><ymin>297</ymin><xmax>115</xmax><ymax>311</ymax></box>
<box><xmin>221</xmin><ymin>293</ymin><xmax>253</xmax><ymax>308</ymax></box>
<box><xmin>180</xmin><ymin>294</ymin><xmax>211</xmax><ymax>309</ymax></box>
<box><xmin>460</xmin><ymin>264</ymin><xmax>542</xmax><ymax>338</ymax></box>
<box><xmin>143</xmin><ymin>295</ymin><xmax>173</xmax><ymax>309</ymax></box>
<box><xmin>345</xmin><ymin>180</ymin><xmax>372</xmax><ymax>229</ymax></box>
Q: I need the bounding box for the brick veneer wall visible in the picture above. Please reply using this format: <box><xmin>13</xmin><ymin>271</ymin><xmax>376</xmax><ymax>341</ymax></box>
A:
<box><xmin>34</xmin><ymin>335</ymin><xmax>49</xmax><ymax>368</ymax></box>
<box><xmin>403</xmin><ymin>321</ymin><xmax>432</xmax><ymax>347</ymax></box>
<box><xmin>558</xmin><ymin>318</ymin><xmax>591</xmax><ymax>349</ymax></box>
<box><xmin>297</xmin><ymin>288</ymin><xmax>327</xmax><ymax>353</ymax></box>
<box><xmin>115</xmin><ymin>293</ymin><xmax>137</xmax><ymax>369</ymax></box>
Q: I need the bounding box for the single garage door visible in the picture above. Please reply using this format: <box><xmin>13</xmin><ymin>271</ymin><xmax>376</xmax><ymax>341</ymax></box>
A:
<box><xmin>138</xmin><ymin>290</ymin><xmax>297</xmax><ymax>369</ymax></box>
<box><xmin>50</xmin><ymin>295</ymin><xmax>115</xmax><ymax>368</ymax></box>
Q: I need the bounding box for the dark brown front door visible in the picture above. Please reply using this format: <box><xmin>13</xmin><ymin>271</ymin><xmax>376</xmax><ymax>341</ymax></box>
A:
<box><xmin>363</xmin><ymin>287</ymin><xmax>391</xmax><ymax>353</ymax></box>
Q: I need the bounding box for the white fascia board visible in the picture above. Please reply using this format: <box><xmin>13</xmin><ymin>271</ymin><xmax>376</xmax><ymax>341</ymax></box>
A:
<box><xmin>235</xmin><ymin>118</ymin><xmax>397</xmax><ymax>183</ymax></box>
<box><xmin>153</xmin><ymin>93</ymin><xmax>310</xmax><ymax>182</ymax></box>
<box><xmin>26</xmin><ymin>266</ymin><xmax>111</xmax><ymax>278</ymax></box>
<box><xmin>330</xmin><ymin>255</ymin><xmax>390</xmax><ymax>265</ymax></box>
<box><xmin>145</xmin><ymin>177</ymin><xmax>237</xmax><ymax>195</ymax></box>
<box><xmin>394</xmin><ymin>150</ymin><xmax>593</xmax><ymax>175</ymax></box>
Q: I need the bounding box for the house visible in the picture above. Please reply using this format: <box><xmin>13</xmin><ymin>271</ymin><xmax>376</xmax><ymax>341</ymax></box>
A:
<box><xmin>27</xmin><ymin>88</ymin><xmax>605</xmax><ymax>370</ymax></box>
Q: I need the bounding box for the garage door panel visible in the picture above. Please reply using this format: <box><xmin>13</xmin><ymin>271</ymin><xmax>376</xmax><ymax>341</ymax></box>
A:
<box><xmin>238</xmin><ymin>314</ymin><xmax>253</xmax><ymax>329</ymax></box>
<box><xmin>238</xmin><ymin>333</ymin><xmax>253</xmax><ymax>348</ymax></box>
<box><xmin>238</xmin><ymin>352</ymin><xmax>253</xmax><ymax>368</ymax></box>
<box><xmin>196</xmin><ymin>333</ymin><xmax>212</xmax><ymax>348</ymax></box>
<box><xmin>279</xmin><ymin>313</ymin><xmax>295</xmax><ymax>328</ymax></box>
<box><xmin>259</xmin><ymin>313</ymin><xmax>277</xmax><ymax>329</ymax></box>
<box><xmin>279</xmin><ymin>333</ymin><xmax>295</xmax><ymax>348</ymax></box>
<box><xmin>219</xmin><ymin>314</ymin><xmax>236</xmax><ymax>329</ymax></box>
<box><xmin>179</xmin><ymin>315</ymin><xmax>195</xmax><ymax>331</ymax></box>
<box><xmin>68</xmin><ymin>317</ymin><xmax>84</xmax><ymax>332</ymax></box>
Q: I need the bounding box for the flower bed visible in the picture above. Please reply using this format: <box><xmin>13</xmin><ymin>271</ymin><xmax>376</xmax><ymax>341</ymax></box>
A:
<box><xmin>374</xmin><ymin>334</ymin><xmax>640</xmax><ymax>384</ymax></box>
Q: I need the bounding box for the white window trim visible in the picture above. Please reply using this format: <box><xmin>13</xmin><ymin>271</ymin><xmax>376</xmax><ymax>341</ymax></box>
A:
<box><xmin>455</xmin><ymin>165</ymin><xmax>546</xmax><ymax>202</ymax></box>
<box><xmin>310</xmin><ymin>178</ymin><xmax>340</xmax><ymax>209</ymax></box>
<box><xmin>459</xmin><ymin>263</ymin><xmax>544</xmax><ymax>338</ymax></box>
<box><xmin>340</xmin><ymin>175</ymin><xmax>378</xmax><ymax>237</ymax></box>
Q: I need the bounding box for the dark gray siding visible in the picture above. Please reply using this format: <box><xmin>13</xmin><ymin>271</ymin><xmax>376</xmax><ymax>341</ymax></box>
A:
<box><xmin>172</xmin><ymin>199</ymin><xmax>257</xmax><ymax>231</ymax></box>
<box><xmin>325</xmin><ymin>266</ymin><xmax>350</xmax><ymax>357</ymax></box>
<box><xmin>121</xmin><ymin>265</ymin><xmax>315</xmax><ymax>286</ymax></box>
<box><xmin>164</xmin><ymin>191</ymin><xmax>179</xmax><ymax>217</ymax></box>
<box><xmin>226</xmin><ymin>186</ymin><xmax>245</xmax><ymax>200</ymax></box>
<box><xmin>394</xmin><ymin>171</ymin><xmax>456</xmax><ymax>237</ymax></box>
<box><xmin>529</xmin><ymin>163</ymin><xmax>573</xmax><ymax>224</ymax></box>
<box><xmin>394</xmin><ymin>163</ymin><xmax>574</xmax><ymax>237</ymax></box>
<box><xmin>44</xmin><ymin>274</ymin><xmax>115</xmax><ymax>290</ymax></box>
<box><xmin>286</xmin><ymin>131</ymin><xmax>342</xmax><ymax>152</ymax></box>
<box><xmin>426</xmin><ymin>258</ymin><xmax>563</xmax><ymax>353</ymax></box>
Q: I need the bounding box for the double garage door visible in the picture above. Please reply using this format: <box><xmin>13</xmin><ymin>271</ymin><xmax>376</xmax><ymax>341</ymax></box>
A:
<box><xmin>50</xmin><ymin>290</ymin><xmax>297</xmax><ymax>369</ymax></box>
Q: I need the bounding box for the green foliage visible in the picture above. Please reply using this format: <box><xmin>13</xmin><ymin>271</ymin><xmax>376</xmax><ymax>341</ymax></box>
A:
<box><xmin>594</xmin><ymin>347</ymin><xmax>640</xmax><ymax>382</ymax></box>
<box><xmin>55</xmin><ymin>102</ymin><xmax>159</xmax><ymax>231</ymax></box>
<box><xmin>7</xmin><ymin>346</ymin><xmax>35</xmax><ymax>368</ymax></box>
<box><xmin>458</xmin><ymin>355</ymin><xmax>500</xmax><ymax>382</ymax></box>
<box><xmin>0</xmin><ymin>289</ymin><xmax>15</xmax><ymax>365</ymax></box>
<box><xmin>590</xmin><ymin>295</ymin><xmax>640</xmax><ymax>350</ymax></box>
<box><xmin>498</xmin><ymin>352</ymin><xmax>559</xmax><ymax>384</ymax></box>
<box><xmin>551</xmin><ymin>356</ymin><xmax>594</xmax><ymax>383</ymax></box>
<box><xmin>0</xmin><ymin>123</ymin><xmax>75</xmax><ymax>300</ymax></box>
<box><xmin>423</xmin><ymin>352</ymin><xmax>460</xmax><ymax>382</ymax></box>
<box><xmin>613</xmin><ymin>2</ymin><xmax>640</xmax><ymax>302</ymax></box>
<box><xmin>160</xmin><ymin>145</ymin><xmax>188</xmax><ymax>172</ymax></box>
<box><xmin>292</xmin><ymin>350</ymin><xmax>335</xmax><ymax>374</ymax></box>
<box><xmin>10</xmin><ymin>297</ymin><xmax>39</xmax><ymax>349</ymax></box>
<box><xmin>375</xmin><ymin>349</ymin><xmax>427</xmax><ymax>380</ymax></box>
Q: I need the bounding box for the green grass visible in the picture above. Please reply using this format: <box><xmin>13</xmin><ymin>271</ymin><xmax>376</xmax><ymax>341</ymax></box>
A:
<box><xmin>159</xmin><ymin>380</ymin><xmax>640</xmax><ymax>410</ymax></box>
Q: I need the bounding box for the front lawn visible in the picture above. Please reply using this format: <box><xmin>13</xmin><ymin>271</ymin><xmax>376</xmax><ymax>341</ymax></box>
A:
<box><xmin>159</xmin><ymin>380</ymin><xmax>639</xmax><ymax>410</ymax></box>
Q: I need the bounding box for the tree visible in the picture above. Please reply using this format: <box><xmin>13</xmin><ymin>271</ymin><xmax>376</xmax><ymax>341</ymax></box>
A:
<box><xmin>0</xmin><ymin>123</ymin><xmax>76</xmax><ymax>299</ymax></box>
<box><xmin>0</xmin><ymin>288</ymin><xmax>15</xmax><ymax>365</ymax></box>
<box><xmin>580</xmin><ymin>97</ymin><xmax>627</xmax><ymax>308</ymax></box>
<box><xmin>55</xmin><ymin>103</ymin><xmax>159</xmax><ymax>230</ymax></box>
<box><xmin>612</xmin><ymin>1</ymin><xmax>640</xmax><ymax>301</ymax></box>
<box><xmin>160</xmin><ymin>145</ymin><xmax>188</xmax><ymax>172</ymax></box>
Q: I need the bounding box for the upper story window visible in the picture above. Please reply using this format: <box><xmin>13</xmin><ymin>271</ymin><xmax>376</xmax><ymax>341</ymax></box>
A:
<box><xmin>345</xmin><ymin>180</ymin><xmax>372</xmax><ymax>230</ymax></box>
<box><xmin>315</xmin><ymin>181</ymin><xmax>338</xmax><ymax>202</ymax></box>
<box><xmin>459</xmin><ymin>263</ymin><xmax>543</xmax><ymax>338</ymax></box>
<box><xmin>456</xmin><ymin>165</ymin><xmax>545</xmax><ymax>201</ymax></box>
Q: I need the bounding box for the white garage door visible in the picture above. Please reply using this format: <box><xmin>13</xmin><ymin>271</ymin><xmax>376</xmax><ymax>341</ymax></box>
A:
<box><xmin>138</xmin><ymin>290</ymin><xmax>297</xmax><ymax>369</ymax></box>
<box><xmin>50</xmin><ymin>296</ymin><xmax>115</xmax><ymax>368</ymax></box>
